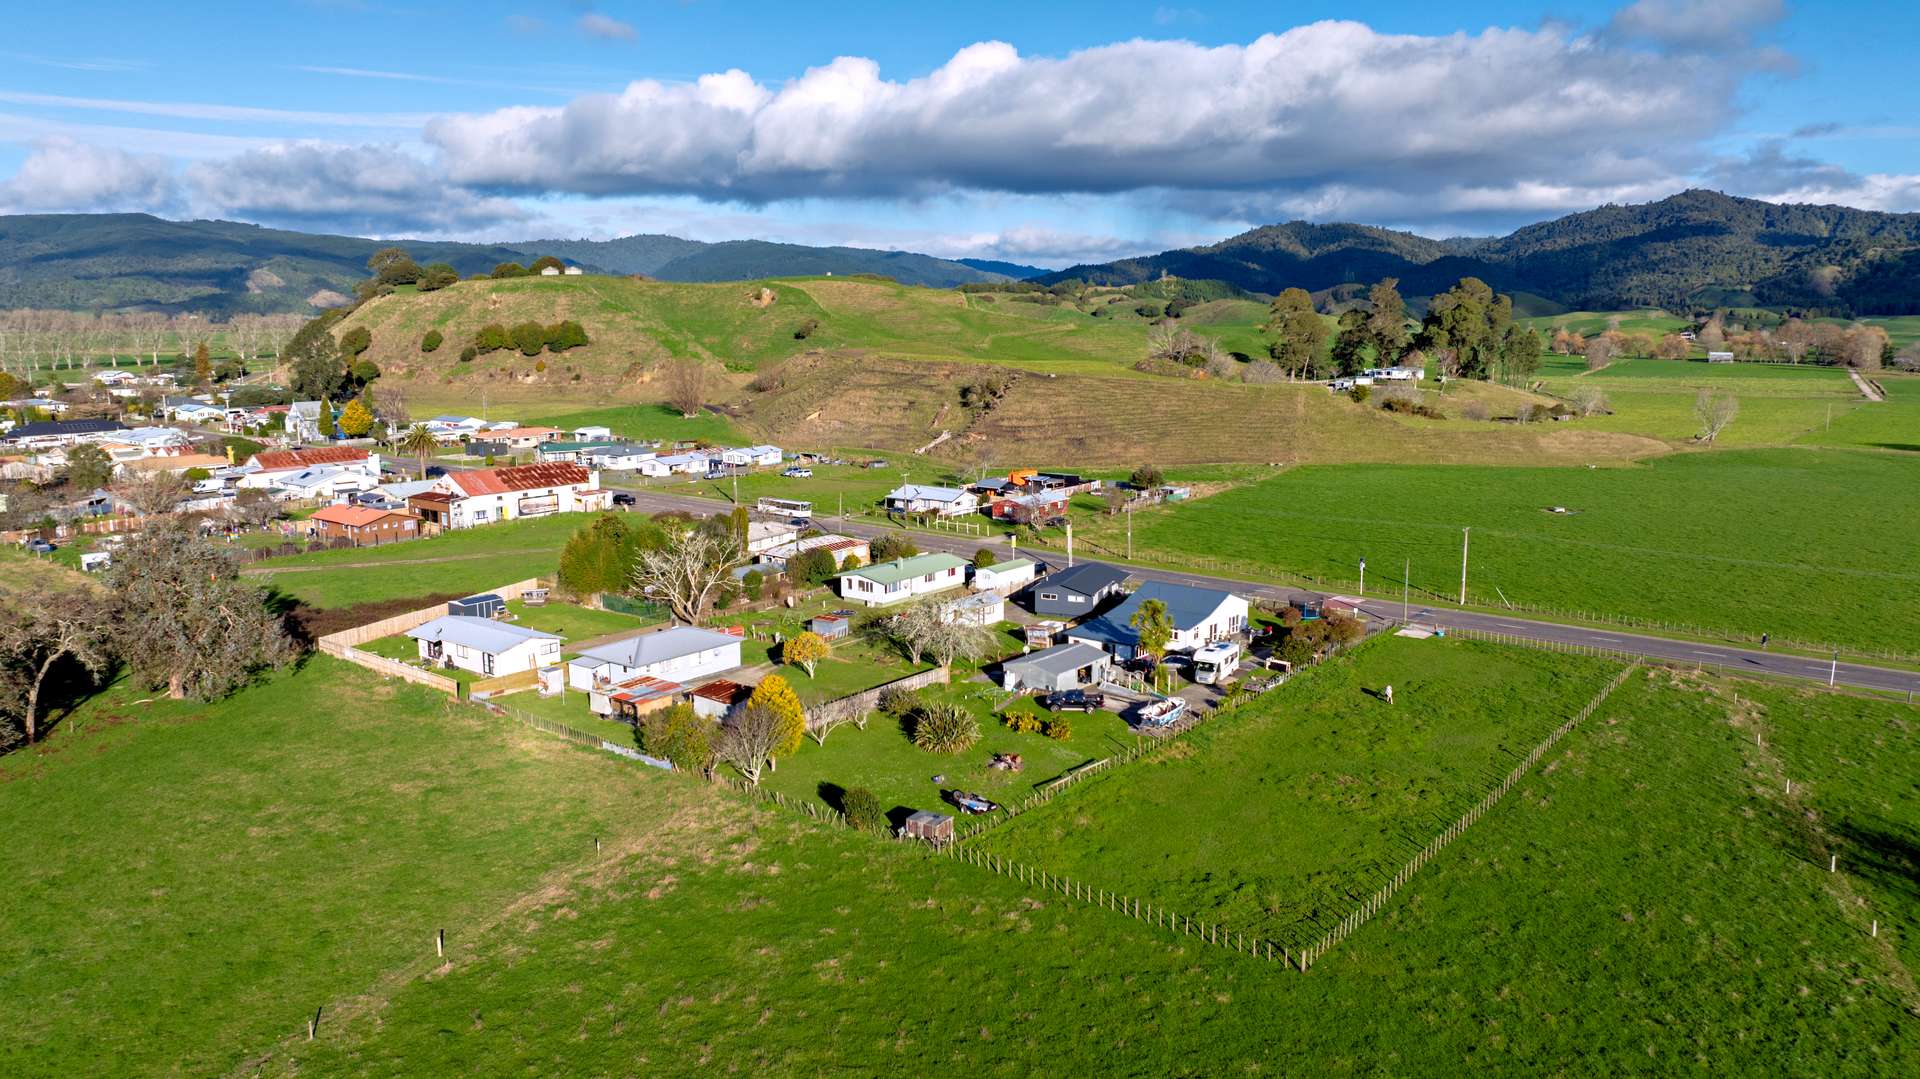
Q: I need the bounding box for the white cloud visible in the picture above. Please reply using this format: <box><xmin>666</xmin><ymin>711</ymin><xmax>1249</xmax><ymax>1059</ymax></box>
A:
<box><xmin>0</xmin><ymin>137</ymin><xmax>179</xmax><ymax>213</ymax></box>
<box><xmin>426</xmin><ymin>21</ymin><xmax>1744</xmax><ymax>222</ymax></box>
<box><xmin>578</xmin><ymin>13</ymin><xmax>636</xmax><ymax>42</ymax></box>
<box><xmin>1607</xmin><ymin>0</ymin><xmax>1784</xmax><ymax>50</ymax></box>
<box><xmin>182</xmin><ymin>142</ymin><xmax>529</xmax><ymax>236</ymax></box>
<box><xmin>0</xmin><ymin>90</ymin><xmax>426</xmax><ymax>129</ymax></box>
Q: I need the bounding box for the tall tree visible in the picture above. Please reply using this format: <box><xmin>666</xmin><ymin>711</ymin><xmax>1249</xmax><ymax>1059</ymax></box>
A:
<box><xmin>713</xmin><ymin>702</ymin><xmax>785</xmax><ymax>786</ymax></box>
<box><xmin>1262</xmin><ymin>288</ymin><xmax>1328</xmax><ymax>379</ymax></box>
<box><xmin>629</xmin><ymin>526</ymin><xmax>744</xmax><ymax>624</ymax></box>
<box><xmin>748</xmin><ymin>674</ymin><xmax>807</xmax><ymax>766</ymax></box>
<box><xmin>338</xmin><ymin>398</ymin><xmax>374</xmax><ymax>438</ymax></box>
<box><xmin>107</xmin><ymin>522</ymin><xmax>293</xmax><ymax>700</ymax></box>
<box><xmin>397</xmin><ymin>423</ymin><xmax>439</xmax><ymax>479</ymax></box>
<box><xmin>1329</xmin><ymin>309</ymin><xmax>1370</xmax><ymax>377</ymax></box>
<box><xmin>1129</xmin><ymin>598</ymin><xmax>1173</xmax><ymax>690</ymax></box>
<box><xmin>62</xmin><ymin>442</ymin><xmax>113</xmax><ymax>490</ymax></box>
<box><xmin>112</xmin><ymin>470</ymin><xmax>189</xmax><ymax>518</ymax></box>
<box><xmin>1365</xmin><ymin>278</ymin><xmax>1410</xmax><ymax>362</ymax></box>
<box><xmin>192</xmin><ymin>342</ymin><xmax>212</xmax><ymax>386</ymax></box>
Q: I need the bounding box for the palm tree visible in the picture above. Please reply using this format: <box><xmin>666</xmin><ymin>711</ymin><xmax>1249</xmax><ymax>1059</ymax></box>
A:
<box><xmin>1130</xmin><ymin>598</ymin><xmax>1173</xmax><ymax>693</ymax></box>
<box><xmin>396</xmin><ymin>423</ymin><xmax>439</xmax><ymax>479</ymax></box>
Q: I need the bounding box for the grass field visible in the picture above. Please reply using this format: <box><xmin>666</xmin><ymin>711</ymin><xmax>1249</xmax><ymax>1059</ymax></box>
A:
<box><xmin>1074</xmin><ymin>447</ymin><xmax>1920</xmax><ymax>653</ymax></box>
<box><xmin>1520</xmin><ymin>308</ymin><xmax>1692</xmax><ymax>337</ymax></box>
<box><xmin>249</xmin><ymin>514</ymin><xmax>582</xmax><ymax>608</ymax></box>
<box><xmin>6</xmin><ymin>643</ymin><xmax>1919</xmax><ymax>1074</ymax></box>
<box><xmin>973</xmin><ymin>637</ymin><xmax>1624</xmax><ymax>945</ymax></box>
<box><xmin>1538</xmin><ymin>357</ymin><xmax>1866</xmax><ymax>446</ymax></box>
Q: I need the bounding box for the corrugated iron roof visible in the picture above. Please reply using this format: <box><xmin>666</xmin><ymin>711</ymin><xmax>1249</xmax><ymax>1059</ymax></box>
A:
<box><xmin>446</xmin><ymin>462</ymin><xmax>591</xmax><ymax>497</ymax></box>
<box><xmin>253</xmin><ymin>446</ymin><xmax>369</xmax><ymax>472</ymax></box>
<box><xmin>310</xmin><ymin>504</ymin><xmax>410</xmax><ymax>527</ymax></box>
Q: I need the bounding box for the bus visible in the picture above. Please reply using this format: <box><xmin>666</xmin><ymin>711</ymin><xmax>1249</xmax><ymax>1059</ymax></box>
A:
<box><xmin>755</xmin><ymin>497</ymin><xmax>814</xmax><ymax>523</ymax></box>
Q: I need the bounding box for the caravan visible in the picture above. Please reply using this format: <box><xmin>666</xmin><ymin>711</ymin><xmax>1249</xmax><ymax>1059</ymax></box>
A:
<box><xmin>1192</xmin><ymin>641</ymin><xmax>1243</xmax><ymax>685</ymax></box>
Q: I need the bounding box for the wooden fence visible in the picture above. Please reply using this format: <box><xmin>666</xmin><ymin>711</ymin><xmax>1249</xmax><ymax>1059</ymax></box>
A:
<box><xmin>469</xmin><ymin>668</ymin><xmax>540</xmax><ymax>698</ymax></box>
<box><xmin>316</xmin><ymin>577</ymin><xmax>545</xmax><ymax>653</ymax></box>
<box><xmin>1295</xmin><ymin>661</ymin><xmax>1640</xmax><ymax>970</ymax></box>
<box><xmin>804</xmin><ymin>666</ymin><xmax>951</xmax><ymax>732</ymax></box>
<box><xmin>337</xmin><ymin>648</ymin><xmax>459</xmax><ymax>696</ymax></box>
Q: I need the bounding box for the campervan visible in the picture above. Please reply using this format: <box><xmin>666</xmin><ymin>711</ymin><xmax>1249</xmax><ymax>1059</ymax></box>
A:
<box><xmin>1192</xmin><ymin>641</ymin><xmax>1243</xmax><ymax>685</ymax></box>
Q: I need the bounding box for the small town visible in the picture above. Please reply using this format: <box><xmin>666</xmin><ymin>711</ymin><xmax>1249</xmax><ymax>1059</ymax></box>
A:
<box><xmin>4</xmin><ymin>2</ymin><xmax>1919</xmax><ymax>1076</ymax></box>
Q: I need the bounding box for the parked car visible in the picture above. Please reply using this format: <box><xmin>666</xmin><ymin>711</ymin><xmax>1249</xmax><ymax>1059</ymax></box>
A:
<box><xmin>25</xmin><ymin>539</ymin><xmax>57</xmax><ymax>554</ymax></box>
<box><xmin>947</xmin><ymin>790</ymin><xmax>1001</xmax><ymax>815</ymax></box>
<box><xmin>782</xmin><ymin>466</ymin><xmax>813</xmax><ymax>478</ymax></box>
<box><xmin>1044</xmin><ymin>689</ymin><xmax>1102</xmax><ymax>713</ymax></box>
<box><xmin>611</xmin><ymin>492</ymin><xmax>637</xmax><ymax>507</ymax></box>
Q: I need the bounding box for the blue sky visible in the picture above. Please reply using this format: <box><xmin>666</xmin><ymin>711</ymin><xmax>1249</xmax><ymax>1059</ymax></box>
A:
<box><xmin>0</xmin><ymin>0</ymin><xmax>1915</xmax><ymax>266</ymax></box>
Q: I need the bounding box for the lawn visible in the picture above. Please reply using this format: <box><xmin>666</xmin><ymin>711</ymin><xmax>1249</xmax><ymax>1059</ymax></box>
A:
<box><xmin>0</xmin><ymin>657</ymin><xmax>722</xmax><ymax>1079</ymax></box>
<box><xmin>1537</xmin><ymin>357</ymin><xmax>1862</xmax><ymax>446</ymax></box>
<box><xmin>515</xmin><ymin>401</ymin><xmax>746</xmax><ymax>445</ymax></box>
<box><xmin>758</xmin><ymin>677</ymin><xmax>1135</xmax><ymax>819</ymax></box>
<box><xmin>1074</xmin><ymin>447</ymin><xmax>1920</xmax><ymax>654</ymax></box>
<box><xmin>739</xmin><ymin>632</ymin><xmax>933</xmax><ymax>703</ymax></box>
<box><xmin>972</xmin><ymin>636</ymin><xmax>1624</xmax><ymax>947</ymax></box>
<box><xmin>248</xmin><ymin>514</ymin><xmax>584</xmax><ymax>608</ymax></box>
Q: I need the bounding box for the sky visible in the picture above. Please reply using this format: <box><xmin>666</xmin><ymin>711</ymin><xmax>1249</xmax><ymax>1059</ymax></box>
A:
<box><xmin>0</xmin><ymin>0</ymin><xmax>1916</xmax><ymax>267</ymax></box>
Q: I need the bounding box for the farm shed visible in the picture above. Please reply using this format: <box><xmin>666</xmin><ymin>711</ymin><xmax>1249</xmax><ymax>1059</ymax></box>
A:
<box><xmin>810</xmin><ymin>612</ymin><xmax>852</xmax><ymax>639</ymax></box>
<box><xmin>449</xmin><ymin>593</ymin><xmax>506</xmax><ymax>619</ymax></box>
<box><xmin>690</xmin><ymin>678</ymin><xmax>753</xmax><ymax>720</ymax></box>
<box><xmin>903</xmin><ymin>811</ymin><xmax>954</xmax><ymax>844</ymax></box>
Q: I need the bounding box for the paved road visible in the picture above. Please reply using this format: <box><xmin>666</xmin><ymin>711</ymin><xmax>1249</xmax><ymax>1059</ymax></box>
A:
<box><xmin>618</xmin><ymin>489</ymin><xmax>1920</xmax><ymax>697</ymax></box>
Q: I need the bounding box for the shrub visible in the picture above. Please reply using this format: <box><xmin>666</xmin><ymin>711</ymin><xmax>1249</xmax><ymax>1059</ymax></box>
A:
<box><xmin>1004</xmin><ymin>712</ymin><xmax>1043</xmax><ymax>734</ymax></box>
<box><xmin>534</xmin><ymin>359</ymin><xmax>546</xmax><ymax>373</ymax></box>
<box><xmin>1045</xmin><ymin>718</ymin><xmax>1072</xmax><ymax>741</ymax></box>
<box><xmin>458</xmin><ymin>345</ymin><xmax>477</xmax><ymax>363</ymax></box>
<box><xmin>546</xmin><ymin>320</ymin><xmax>589</xmax><ymax>351</ymax></box>
<box><xmin>742</xmin><ymin>569</ymin><xmax>764</xmax><ymax>602</ymax></box>
<box><xmin>1348</xmin><ymin>385</ymin><xmax>1371</xmax><ymax>404</ymax></box>
<box><xmin>338</xmin><ymin>326</ymin><xmax>372</xmax><ymax>358</ymax></box>
<box><xmin>877</xmin><ymin>685</ymin><xmax>920</xmax><ymax>718</ymax></box>
<box><xmin>640</xmin><ymin>703</ymin><xmax>710</xmax><ymax>770</ymax></box>
<box><xmin>793</xmin><ymin>318</ymin><xmax>820</xmax><ymax>340</ymax></box>
<box><xmin>490</xmin><ymin>262</ymin><xmax>527</xmax><ymax>279</ymax></box>
<box><xmin>911</xmin><ymin>701</ymin><xmax>981</xmax><ymax>754</ymax></box>
<box><xmin>842</xmin><ymin>786</ymin><xmax>885</xmax><ymax>833</ymax></box>
<box><xmin>475</xmin><ymin>323</ymin><xmax>510</xmax><ymax>352</ymax></box>
<box><xmin>510</xmin><ymin>321</ymin><xmax>547</xmax><ymax>357</ymax></box>
<box><xmin>421</xmin><ymin>330</ymin><xmax>443</xmax><ymax>353</ymax></box>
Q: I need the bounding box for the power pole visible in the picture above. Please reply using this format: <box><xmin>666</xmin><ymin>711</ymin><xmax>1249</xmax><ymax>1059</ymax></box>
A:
<box><xmin>1829</xmin><ymin>649</ymin><xmax>1838</xmax><ymax>688</ymax></box>
<box><xmin>1402</xmin><ymin>557</ymin><xmax>1410</xmax><ymax>624</ymax></box>
<box><xmin>1126</xmin><ymin>505</ymin><xmax>1133</xmax><ymax>560</ymax></box>
<box><xmin>1459</xmin><ymin>527</ymin><xmax>1470</xmax><ymax>605</ymax></box>
<box><xmin>1359</xmin><ymin>557</ymin><xmax>1366</xmax><ymax>597</ymax></box>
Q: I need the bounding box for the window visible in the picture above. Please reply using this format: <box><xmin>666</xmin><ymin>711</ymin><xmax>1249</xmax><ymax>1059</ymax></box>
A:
<box><xmin>1039</xmin><ymin>592</ymin><xmax>1057</xmax><ymax>602</ymax></box>
<box><xmin>483</xmin><ymin>652</ymin><xmax>496</xmax><ymax>675</ymax></box>
<box><xmin>1068</xmin><ymin>595</ymin><xmax>1085</xmax><ymax>604</ymax></box>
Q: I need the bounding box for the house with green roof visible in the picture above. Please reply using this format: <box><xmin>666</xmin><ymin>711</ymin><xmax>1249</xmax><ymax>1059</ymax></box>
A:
<box><xmin>970</xmin><ymin>556</ymin><xmax>1037</xmax><ymax>595</ymax></box>
<box><xmin>836</xmin><ymin>552</ymin><xmax>969</xmax><ymax>607</ymax></box>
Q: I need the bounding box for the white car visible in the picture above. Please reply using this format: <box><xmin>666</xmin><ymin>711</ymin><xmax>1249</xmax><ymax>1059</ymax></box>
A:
<box><xmin>783</xmin><ymin>467</ymin><xmax>813</xmax><ymax>478</ymax></box>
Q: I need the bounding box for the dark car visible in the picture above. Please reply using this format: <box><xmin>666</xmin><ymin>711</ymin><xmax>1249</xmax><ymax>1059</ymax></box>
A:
<box><xmin>611</xmin><ymin>492</ymin><xmax>637</xmax><ymax>507</ymax></box>
<box><xmin>25</xmin><ymin>539</ymin><xmax>57</xmax><ymax>554</ymax></box>
<box><xmin>1044</xmin><ymin>689</ymin><xmax>1101</xmax><ymax>713</ymax></box>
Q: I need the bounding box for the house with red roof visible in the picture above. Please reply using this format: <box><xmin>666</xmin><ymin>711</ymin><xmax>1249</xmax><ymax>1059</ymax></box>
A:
<box><xmin>428</xmin><ymin>462</ymin><xmax>611</xmax><ymax>528</ymax></box>
<box><xmin>308</xmin><ymin>504</ymin><xmax>420</xmax><ymax>546</ymax></box>
<box><xmin>236</xmin><ymin>446</ymin><xmax>381</xmax><ymax>491</ymax></box>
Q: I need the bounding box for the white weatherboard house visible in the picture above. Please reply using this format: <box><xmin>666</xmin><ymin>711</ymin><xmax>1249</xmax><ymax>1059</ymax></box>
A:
<box><xmin>971</xmin><ymin>557</ymin><xmax>1037</xmax><ymax>595</ymax></box>
<box><xmin>406</xmin><ymin>616</ymin><xmax>561</xmax><ymax>677</ymax></box>
<box><xmin>745</xmin><ymin>520</ymin><xmax>801</xmax><ymax>557</ymax></box>
<box><xmin>568</xmin><ymin>626</ymin><xmax>743</xmax><ymax>695</ymax></box>
<box><xmin>837</xmin><ymin>553</ymin><xmax>969</xmax><ymax>607</ymax></box>
<box><xmin>884</xmin><ymin>484</ymin><xmax>980</xmax><ymax>517</ymax></box>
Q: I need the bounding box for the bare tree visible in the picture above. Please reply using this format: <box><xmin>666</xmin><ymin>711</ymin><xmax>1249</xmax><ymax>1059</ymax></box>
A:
<box><xmin>107</xmin><ymin>522</ymin><xmax>294</xmax><ymax>700</ymax></box>
<box><xmin>1243</xmin><ymin>359</ymin><xmax>1285</xmax><ymax>384</ymax></box>
<box><xmin>872</xmin><ymin>601</ymin><xmax>945</xmax><ymax>665</ymax></box>
<box><xmin>112</xmin><ymin>471</ymin><xmax>191</xmax><ymax>517</ymax></box>
<box><xmin>663</xmin><ymin>359</ymin><xmax>710</xmax><ymax>419</ymax></box>
<box><xmin>228</xmin><ymin>488</ymin><xmax>282</xmax><ymax>530</ymax></box>
<box><xmin>629</xmin><ymin>525</ymin><xmax>743</xmax><ymax>624</ymax></box>
<box><xmin>805</xmin><ymin>696</ymin><xmax>865</xmax><ymax>746</ymax></box>
<box><xmin>1567</xmin><ymin>385</ymin><xmax>1611</xmax><ymax>417</ymax></box>
<box><xmin>926</xmin><ymin>616</ymin><xmax>994</xmax><ymax>669</ymax></box>
<box><xmin>0</xmin><ymin>586</ymin><xmax>113</xmax><ymax>744</ymax></box>
<box><xmin>1694</xmin><ymin>388</ymin><xmax>1739</xmax><ymax>443</ymax></box>
<box><xmin>1582</xmin><ymin>337</ymin><xmax>1618</xmax><ymax>371</ymax></box>
<box><xmin>712</xmin><ymin>702</ymin><xmax>785</xmax><ymax>785</ymax></box>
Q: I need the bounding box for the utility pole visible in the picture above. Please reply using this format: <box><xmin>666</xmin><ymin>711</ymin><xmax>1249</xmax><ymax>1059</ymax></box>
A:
<box><xmin>1402</xmin><ymin>557</ymin><xmax>1410</xmax><ymax>624</ymax></box>
<box><xmin>1359</xmin><ymin>557</ymin><xmax>1366</xmax><ymax>597</ymax></box>
<box><xmin>1459</xmin><ymin>527</ymin><xmax>1470</xmax><ymax>605</ymax></box>
<box><xmin>1829</xmin><ymin>648</ymin><xmax>1838</xmax><ymax>688</ymax></box>
<box><xmin>1126</xmin><ymin>505</ymin><xmax>1133</xmax><ymax>560</ymax></box>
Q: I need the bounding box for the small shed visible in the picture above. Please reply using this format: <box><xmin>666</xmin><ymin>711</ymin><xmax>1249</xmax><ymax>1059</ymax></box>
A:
<box><xmin>810</xmin><ymin>611</ymin><xmax>852</xmax><ymax>639</ymax></box>
<box><xmin>79</xmin><ymin>551</ymin><xmax>112</xmax><ymax>573</ymax></box>
<box><xmin>1024</xmin><ymin>620</ymin><xmax>1067</xmax><ymax>649</ymax></box>
<box><xmin>449</xmin><ymin>593</ymin><xmax>506</xmax><ymax>619</ymax></box>
<box><xmin>903</xmin><ymin>810</ymin><xmax>954</xmax><ymax>845</ymax></box>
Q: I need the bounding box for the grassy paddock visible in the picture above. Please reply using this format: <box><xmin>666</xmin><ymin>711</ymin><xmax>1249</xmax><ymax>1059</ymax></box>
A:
<box><xmin>1075</xmin><ymin>448</ymin><xmax>1920</xmax><ymax>653</ymax></box>
<box><xmin>975</xmin><ymin>637</ymin><xmax>1624</xmax><ymax>945</ymax></box>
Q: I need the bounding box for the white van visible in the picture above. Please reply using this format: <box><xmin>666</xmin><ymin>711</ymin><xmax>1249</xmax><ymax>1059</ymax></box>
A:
<box><xmin>1192</xmin><ymin>641</ymin><xmax>1243</xmax><ymax>685</ymax></box>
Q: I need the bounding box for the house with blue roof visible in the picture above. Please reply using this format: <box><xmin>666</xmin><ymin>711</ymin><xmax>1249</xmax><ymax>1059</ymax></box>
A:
<box><xmin>406</xmin><ymin>615</ymin><xmax>561</xmax><ymax>677</ymax></box>
<box><xmin>1066</xmin><ymin>580</ymin><xmax>1250</xmax><ymax>662</ymax></box>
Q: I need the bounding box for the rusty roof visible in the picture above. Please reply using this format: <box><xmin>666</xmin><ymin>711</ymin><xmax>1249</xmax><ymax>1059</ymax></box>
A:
<box><xmin>445</xmin><ymin>462</ymin><xmax>591</xmax><ymax>497</ymax></box>
<box><xmin>252</xmin><ymin>446</ymin><xmax>369</xmax><ymax>471</ymax></box>
<box><xmin>690</xmin><ymin>678</ymin><xmax>752</xmax><ymax>704</ymax></box>
<box><xmin>310</xmin><ymin>504</ymin><xmax>412</xmax><ymax>527</ymax></box>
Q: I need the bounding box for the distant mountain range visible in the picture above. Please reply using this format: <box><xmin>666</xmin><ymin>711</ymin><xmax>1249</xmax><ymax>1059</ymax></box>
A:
<box><xmin>1040</xmin><ymin>190</ymin><xmax>1920</xmax><ymax>315</ymax></box>
<box><xmin>5</xmin><ymin>190</ymin><xmax>1919</xmax><ymax>316</ymax></box>
<box><xmin>0</xmin><ymin>214</ymin><xmax>1026</xmax><ymax>314</ymax></box>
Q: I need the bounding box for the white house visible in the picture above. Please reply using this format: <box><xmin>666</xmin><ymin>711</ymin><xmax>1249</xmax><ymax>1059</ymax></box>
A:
<box><xmin>885</xmin><ymin>484</ymin><xmax>980</xmax><ymax>517</ymax></box>
<box><xmin>406</xmin><ymin>616</ymin><xmax>561</xmax><ymax>677</ymax></box>
<box><xmin>1067</xmin><ymin>581</ymin><xmax>1251</xmax><ymax>662</ymax></box>
<box><xmin>424</xmin><ymin>462</ymin><xmax>610</xmax><ymax>529</ymax></box>
<box><xmin>837</xmin><ymin>553</ymin><xmax>969</xmax><ymax>607</ymax></box>
<box><xmin>942</xmin><ymin>591</ymin><xmax>1005</xmax><ymax>627</ymax></box>
<box><xmin>103</xmin><ymin>426</ymin><xmax>194</xmax><ymax>459</ymax></box>
<box><xmin>286</xmin><ymin>401</ymin><xmax>329</xmax><ymax>442</ymax></box>
<box><xmin>585</xmin><ymin>445</ymin><xmax>657</xmax><ymax>471</ymax></box>
<box><xmin>573</xmin><ymin>425</ymin><xmax>613</xmax><ymax>441</ymax></box>
<box><xmin>539</xmin><ymin>265</ymin><xmax>562</xmax><ymax>276</ymax></box>
<box><xmin>563</xmin><ymin>265</ymin><xmax>585</xmax><ymax>276</ymax></box>
<box><xmin>651</xmin><ymin>452</ymin><xmax>708</xmax><ymax>475</ymax></box>
<box><xmin>718</xmin><ymin>444</ymin><xmax>783</xmax><ymax>468</ymax></box>
<box><xmin>971</xmin><ymin>557</ymin><xmax>1037</xmax><ymax>595</ymax></box>
<box><xmin>745</xmin><ymin>520</ymin><xmax>800</xmax><ymax>557</ymax></box>
<box><xmin>164</xmin><ymin>397</ymin><xmax>227</xmax><ymax>424</ymax></box>
<box><xmin>275</xmin><ymin>464</ymin><xmax>374</xmax><ymax>501</ymax></box>
<box><xmin>238</xmin><ymin>447</ymin><xmax>381</xmax><ymax>490</ymax></box>
<box><xmin>93</xmin><ymin>370</ymin><xmax>138</xmax><ymax>387</ymax></box>
<box><xmin>568</xmin><ymin>626</ymin><xmax>743</xmax><ymax>697</ymax></box>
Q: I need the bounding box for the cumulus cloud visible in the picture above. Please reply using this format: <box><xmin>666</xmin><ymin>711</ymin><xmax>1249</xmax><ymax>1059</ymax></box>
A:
<box><xmin>1606</xmin><ymin>0</ymin><xmax>1784</xmax><ymax>50</ymax></box>
<box><xmin>182</xmin><ymin>142</ymin><xmax>528</xmax><ymax>236</ymax></box>
<box><xmin>426</xmin><ymin>21</ymin><xmax>1743</xmax><ymax>224</ymax></box>
<box><xmin>1709</xmin><ymin>141</ymin><xmax>1920</xmax><ymax>212</ymax></box>
<box><xmin>578</xmin><ymin>13</ymin><xmax>636</xmax><ymax>41</ymax></box>
<box><xmin>0</xmin><ymin>138</ymin><xmax>180</xmax><ymax>213</ymax></box>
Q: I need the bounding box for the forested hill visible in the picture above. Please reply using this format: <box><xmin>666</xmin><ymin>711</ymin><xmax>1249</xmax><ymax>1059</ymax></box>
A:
<box><xmin>1041</xmin><ymin>191</ymin><xmax>1920</xmax><ymax>315</ymax></box>
<box><xmin>0</xmin><ymin>215</ymin><xmax>1015</xmax><ymax>314</ymax></box>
